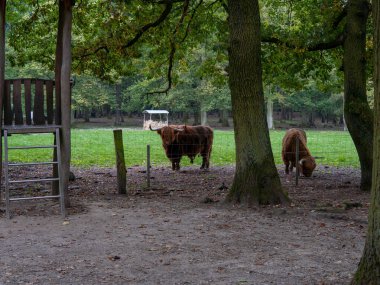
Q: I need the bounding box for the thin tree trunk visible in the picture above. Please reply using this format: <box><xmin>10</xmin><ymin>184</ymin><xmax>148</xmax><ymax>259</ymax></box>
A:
<box><xmin>200</xmin><ymin>105</ymin><xmax>207</xmax><ymax>126</ymax></box>
<box><xmin>114</xmin><ymin>84</ymin><xmax>122</xmax><ymax>126</ymax></box>
<box><xmin>344</xmin><ymin>0</ymin><xmax>373</xmax><ymax>191</ymax></box>
<box><xmin>266</xmin><ymin>99</ymin><xmax>274</xmax><ymax>129</ymax></box>
<box><xmin>52</xmin><ymin>0</ymin><xmax>64</xmax><ymax>196</ymax></box>
<box><xmin>226</xmin><ymin>0</ymin><xmax>288</xmax><ymax>205</ymax></box>
<box><xmin>60</xmin><ymin>0</ymin><xmax>73</xmax><ymax>207</ymax></box>
<box><xmin>84</xmin><ymin>108</ymin><xmax>90</xmax><ymax>122</ymax></box>
<box><xmin>220</xmin><ymin>109</ymin><xmax>230</xmax><ymax>127</ymax></box>
<box><xmin>0</xmin><ymin>0</ymin><xmax>6</xmax><ymax>190</ymax></box>
<box><xmin>193</xmin><ymin>105</ymin><xmax>201</xmax><ymax>125</ymax></box>
<box><xmin>308</xmin><ymin>112</ymin><xmax>315</xmax><ymax>127</ymax></box>
<box><xmin>351</xmin><ymin>0</ymin><xmax>380</xmax><ymax>282</ymax></box>
<box><xmin>183</xmin><ymin>112</ymin><xmax>189</xmax><ymax>124</ymax></box>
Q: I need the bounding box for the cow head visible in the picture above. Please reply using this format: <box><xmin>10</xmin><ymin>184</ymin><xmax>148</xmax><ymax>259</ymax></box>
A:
<box><xmin>149</xmin><ymin>125</ymin><xmax>184</xmax><ymax>146</ymax></box>
<box><xmin>299</xmin><ymin>156</ymin><xmax>316</xmax><ymax>177</ymax></box>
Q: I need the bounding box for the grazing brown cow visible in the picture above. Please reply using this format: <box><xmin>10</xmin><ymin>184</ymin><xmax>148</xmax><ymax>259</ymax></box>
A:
<box><xmin>282</xmin><ymin>128</ymin><xmax>316</xmax><ymax>177</ymax></box>
<box><xmin>150</xmin><ymin>125</ymin><xmax>213</xmax><ymax>171</ymax></box>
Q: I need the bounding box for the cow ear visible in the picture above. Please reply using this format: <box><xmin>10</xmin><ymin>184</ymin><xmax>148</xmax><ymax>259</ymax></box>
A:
<box><xmin>157</xmin><ymin>129</ymin><xmax>161</xmax><ymax>135</ymax></box>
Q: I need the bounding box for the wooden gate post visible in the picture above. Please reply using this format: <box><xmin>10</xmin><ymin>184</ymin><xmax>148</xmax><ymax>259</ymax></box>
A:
<box><xmin>113</xmin><ymin>129</ymin><xmax>127</xmax><ymax>194</ymax></box>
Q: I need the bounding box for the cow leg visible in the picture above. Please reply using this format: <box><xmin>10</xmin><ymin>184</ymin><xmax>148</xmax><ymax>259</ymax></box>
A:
<box><xmin>200</xmin><ymin>154</ymin><xmax>206</xmax><ymax>169</ymax></box>
<box><xmin>174</xmin><ymin>158</ymin><xmax>181</xmax><ymax>171</ymax></box>
<box><xmin>171</xmin><ymin>161</ymin><xmax>176</xmax><ymax>171</ymax></box>
<box><xmin>289</xmin><ymin>161</ymin><xmax>294</xmax><ymax>173</ymax></box>
<box><xmin>285</xmin><ymin>161</ymin><xmax>290</xmax><ymax>174</ymax></box>
<box><xmin>200</xmin><ymin>147</ymin><xmax>211</xmax><ymax>169</ymax></box>
<box><xmin>206</xmin><ymin>146</ymin><xmax>212</xmax><ymax>169</ymax></box>
<box><xmin>201</xmin><ymin>154</ymin><xmax>210</xmax><ymax>169</ymax></box>
<box><xmin>283</xmin><ymin>161</ymin><xmax>292</xmax><ymax>182</ymax></box>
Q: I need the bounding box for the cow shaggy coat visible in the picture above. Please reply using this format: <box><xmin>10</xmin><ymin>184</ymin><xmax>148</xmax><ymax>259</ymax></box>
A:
<box><xmin>282</xmin><ymin>128</ymin><xmax>316</xmax><ymax>177</ymax></box>
<box><xmin>151</xmin><ymin>125</ymin><xmax>213</xmax><ymax>171</ymax></box>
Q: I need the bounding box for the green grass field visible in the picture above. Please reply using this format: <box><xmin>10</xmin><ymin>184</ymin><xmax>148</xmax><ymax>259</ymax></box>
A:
<box><xmin>4</xmin><ymin>129</ymin><xmax>359</xmax><ymax>168</ymax></box>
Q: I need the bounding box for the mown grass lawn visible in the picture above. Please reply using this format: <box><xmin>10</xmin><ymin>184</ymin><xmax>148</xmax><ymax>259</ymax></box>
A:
<box><xmin>4</xmin><ymin>129</ymin><xmax>359</xmax><ymax>168</ymax></box>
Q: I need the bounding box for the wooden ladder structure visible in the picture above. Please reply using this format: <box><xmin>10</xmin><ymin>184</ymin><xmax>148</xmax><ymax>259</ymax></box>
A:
<box><xmin>1</xmin><ymin>79</ymin><xmax>65</xmax><ymax>218</ymax></box>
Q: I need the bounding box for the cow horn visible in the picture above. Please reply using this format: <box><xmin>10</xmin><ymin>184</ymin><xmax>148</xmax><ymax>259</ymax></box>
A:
<box><xmin>173</xmin><ymin>127</ymin><xmax>184</xmax><ymax>132</ymax></box>
<box><xmin>149</xmin><ymin>124</ymin><xmax>162</xmax><ymax>131</ymax></box>
<box><xmin>299</xmin><ymin>158</ymin><xmax>305</xmax><ymax>166</ymax></box>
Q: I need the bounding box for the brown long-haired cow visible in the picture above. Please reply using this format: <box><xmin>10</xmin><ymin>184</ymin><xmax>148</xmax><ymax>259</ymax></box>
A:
<box><xmin>282</xmin><ymin>128</ymin><xmax>316</xmax><ymax>177</ymax></box>
<box><xmin>150</xmin><ymin>125</ymin><xmax>213</xmax><ymax>171</ymax></box>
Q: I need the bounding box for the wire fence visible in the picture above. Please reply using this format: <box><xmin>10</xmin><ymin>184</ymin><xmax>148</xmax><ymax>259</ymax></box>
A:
<box><xmin>4</xmin><ymin>128</ymin><xmax>359</xmax><ymax>190</ymax></box>
<box><xmin>70</xmin><ymin>128</ymin><xmax>358</xmax><ymax>167</ymax></box>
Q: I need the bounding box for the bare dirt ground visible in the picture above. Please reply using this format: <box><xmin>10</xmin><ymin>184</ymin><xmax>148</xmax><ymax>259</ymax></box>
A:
<box><xmin>0</xmin><ymin>164</ymin><xmax>369</xmax><ymax>285</ymax></box>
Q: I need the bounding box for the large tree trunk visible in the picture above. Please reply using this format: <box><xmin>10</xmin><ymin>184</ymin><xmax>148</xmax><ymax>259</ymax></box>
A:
<box><xmin>344</xmin><ymin>0</ymin><xmax>373</xmax><ymax>191</ymax></box>
<box><xmin>351</xmin><ymin>0</ymin><xmax>380</xmax><ymax>282</ymax></box>
<box><xmin>226</xmin><ymin>0</ymin><xmax>288</xmax><ymax>205</ymax></box>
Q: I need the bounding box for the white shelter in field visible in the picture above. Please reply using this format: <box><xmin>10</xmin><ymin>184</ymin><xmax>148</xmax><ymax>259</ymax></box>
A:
<box><xmin>143</xmin><ymin>110</ymin><xmax>169</xmax><ymax>130</ymax></box>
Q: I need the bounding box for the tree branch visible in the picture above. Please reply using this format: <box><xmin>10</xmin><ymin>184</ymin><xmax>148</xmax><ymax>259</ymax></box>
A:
<box><xmin>306</xmin><ymin>34</ymin><xmax>345</xmax><ymax>51</ymax></box>
<box><xmin>77</xmin><ymin>45</ymin><xmax>109</xmax><ymax>59</ymax></box>
<box><xmin>262</xmin><ymin>33</ymin><xmax>344</xmax><ymax>51</ymax></box>
<box><xmin>217</xmin><ymin>0</ymin><xmax>228</xmax><ymax>13</ymax></box>
<box><xmin>147</xmin><ymin>0</ymin><xmax>191</xmax><ymax>95</ymax></box>
<box><xmin>181</xmin><ymin>0</ymin><xmax>203</xmax><ymax>43</ymax></box>
<box><xmin>262</xmin><ymin>4</ymin><xmax>347</xmax><ymax>52</ymax></box>
<box><xmin>333</xmin><ymin>5</ymin><xmax>347</xmax><ymax>29</ymax></box>
<box><xmin>75</xmin><ymin>2</ymin><xmax>174</xmax><ymax>68</ymax></box>
<box><xmin>121</xmin><ymin>2</ymin><xmax>173</xmax><ymax>49</ymax></box>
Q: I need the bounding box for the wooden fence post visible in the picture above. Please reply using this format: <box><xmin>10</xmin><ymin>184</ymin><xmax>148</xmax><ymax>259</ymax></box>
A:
<box><xmin>113</xmin><ymin>129</ymin><xmax>127</xmax><ymax>194</ymax></box>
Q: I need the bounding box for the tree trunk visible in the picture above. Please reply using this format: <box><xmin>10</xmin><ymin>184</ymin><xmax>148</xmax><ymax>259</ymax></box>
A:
<box><xmin>226</xmin><ymin>0</ymin><xmax>289</xmax><ymax>205</ymax></box>
<box><xmin>193</xmin><ymin>107</ymin><xmax>201</xmax><ymax>126</ymax></box>
<box><xmin>0</xmin><ymin>0</ymin><xmax>6</xmax><ymax>191</ymax></box>
<box><xmin>266</xmin><ymin>99</ymin><xmax>274</xmax><ymax>129</ymax></box>
<box><xmin>308</xmin><ymin>112</ymin><xmax>315</xmax><ymax>127</ymax></box>
<box><xmin>351</xmin><ymin>1</ymin><xmax>380</xmax><ymax>282</ymax></box>
<box><xmin>201</xmin><ymin>108</ymin><xmax>207</xmax><ymax>126</ymax></box>
<box><xmin>183</xmin><ymin>112</ymin><xmax>189</xmax><ymax>124</ymax></box>
<box><xmin>344</xmin><ymin>0</ymin><xmax>373</xmax><ymax>191</ymax></box>
<box><xmin>52</xmin><ymin>0</ymin><xmax>64</xmax><ymax>196</ymax></box>
<box><xmin>84</xmin><ymin>108</ymin><xmax>90</xmax><ymax>122</ymax></box>
<box><xmin>114</xmin><ymin>84</ymin><xmax>122</xmax><ymax>126</ymax></box>
<box><xmin>60</xmin><ymin>0</ymin><xmax>74</xmax><ymax>207</ymax></box>
<box><xmin>219</xmin><ymin>109</ymin><xmax>230</xmax><ymax>127</ymax></box>
<box><xmin>301</xmin><ymin>112</ymin><xmax>309</xmax><ymax>126</ymax></box>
